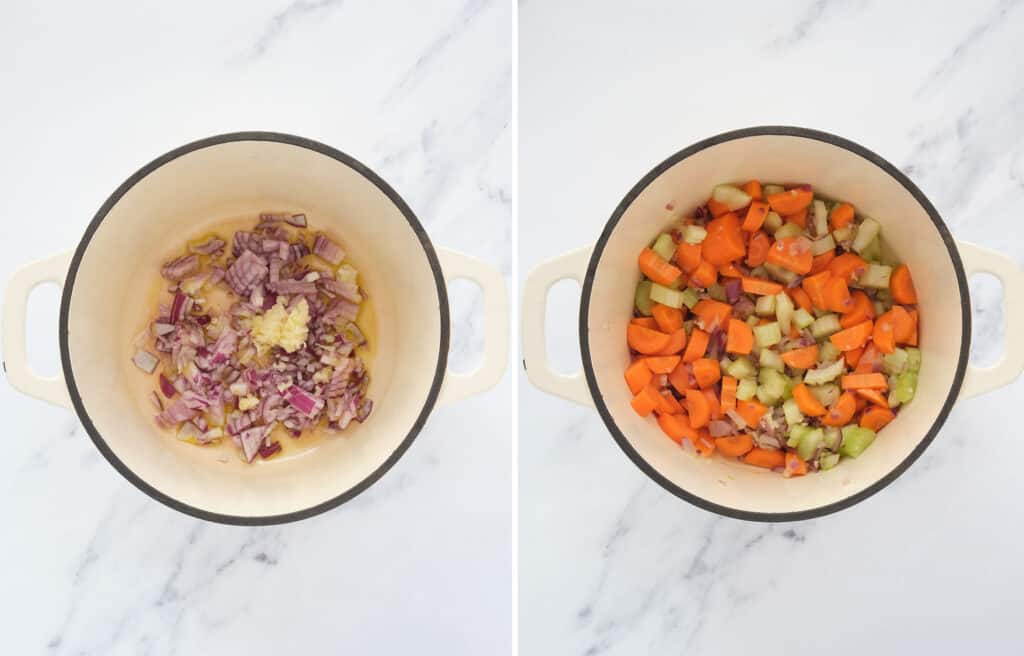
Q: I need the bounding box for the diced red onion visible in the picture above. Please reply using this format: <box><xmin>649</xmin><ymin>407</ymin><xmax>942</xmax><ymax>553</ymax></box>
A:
<box><xmin>312</xmin><ymin>234</ymin><xmax>345</xmax><ymax>265</ymax></box>
<box><xmin>133</xmin><ymin>349</ymin><xmax>159</xmax><ymax>374</ymax></box>
<box><xmin>189</xmin><ymin>237</ymin><xmax>226</xmax><ymax>255</ymax></box>
<box><xmin>258</xmin><ymin>441</ymin><xmax>282</xmax><ymax>458</ymax></box>
<box><xmin>159</xmin><ymin>374</ymin><xmax>177</xmax><ymax>398</ymax></box>
<box><xmin>150</xmin><ymin>391</ymin><xmax>164</xmax><ymax>411</ymax></box>
<box><xmin>726</xmin><ymin>409</ymin><xmax>747</xmax><ymax>429</ymax></box>
<box><xmin>725</xmin><ymin>278</ymin><xmax>742</xmax><ymax>303</ymax></box>
<box><xmin>152</xmin><ymin>322</ymin><xmax>176</xmax><ymax>337</ymax></box>
<box><xmin>161</xmin><ymin>254</ymin><xmax>199</xmax><ymax>281</ymax></box>
<box><xmin>708</xmin><ymin>419</ymin><xmax>734</xmax><ymax>437</ymax></box>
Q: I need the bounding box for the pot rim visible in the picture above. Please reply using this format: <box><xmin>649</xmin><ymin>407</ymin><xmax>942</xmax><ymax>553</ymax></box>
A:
<box><xmin>58</xmin><ymin>131</ymin><xmax>450</xmax><ymax>526</ymax></box>
<box><xmin>578</xmin><ymin>125</ymin><xmax>970</xmax><ymax>522</ymax></box>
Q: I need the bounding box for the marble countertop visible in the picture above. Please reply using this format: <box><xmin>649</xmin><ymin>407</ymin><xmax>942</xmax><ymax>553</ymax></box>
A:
<box><xmin>520</xmin><ymin>0</ymin><xmax>1024</xmax><ymax>654</ymax></box>
<box><xmin>0</xmin><ymin>1</ymin><xmax>514</xmax><ymax>654</ymax></box>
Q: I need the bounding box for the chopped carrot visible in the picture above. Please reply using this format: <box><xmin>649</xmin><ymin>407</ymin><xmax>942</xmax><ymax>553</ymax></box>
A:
<box><xmin>652</xmin><ymin>303</ymin><xmax>685</xmax><ymax>333</ymax></box>
<box><xmin>890</xmin><ymin>264</ymin><xmax>918</xmax><ymax>304</ymax></box>
<box><xmin>854</xmin><ymin>394</ymin><xmax>868</xmax><ymax>413</ymax></box>
<box><xmin>692</xmin><ymin>358</ymin><xmax>721</xmax><ymax>389</ymax></box>
<box><xmin>822</xmin><ymin>391</ymin><xmax>857</xmax><ymax>426</ymax></box>
<box><xmin>788</xmin><ymin>287</ymin><xmax>813</xmax><ymax>313</ymax></box>
<box><xmin>657</xmin><ymin>412</ymin><xmax>697</xmax><ymax>444</ymax></box>
<box><xmin>801</xmin><ymin>271</ymin><xmax>831</xmax><ymax>310</ymax></box>
<box><xmin>624</xmin><ymin>359</ymin><xmax>653</xmax><ymax>395</ymax></box>
<box><xmin>741</xmin><ymin>276</ymin><xmax>784</xmax><ymax>296</ymax></box>
<box><xmin>872</xmin><ymin>310</ymin><xmax>897</xmax><ymax>353</ymax></box>
<box><xmin>685</xmin><ymin>389</ymin><xmax>711</xmax><ymax>428</ymax></box>
<box><xmin>627</xmin><ymin>323</ymin><xmax>673</xmax><ymax>354</ymax></box>
<box><xmin>658</xmin><ymin>390</ymin><xmax>683</xmax><ymax>415</ymax></box>
<box><xmin>784</xmin><ymin>452</ymin><xmax>808</xmax><ymax>477</ymax></box>
<box><xmin>840</xmin><ymin>290</ymin><xmax>875</xmax><ymax>328</ymax></box>
<box><xmin>793</xmin><ymin>383</ymin><xmax>826</xmax><ymax>416</ymax></box>
<box><xmin>766</xmin><ymin>236</ymin><xmax>813</xmax><ymax>274</ymax></box>
<box><xmin>682</xmin><ymin>328</ymin><xmax>709</xmax><ymax>363</ymax></box>
<box><xmin>735</xmin><ymin>399</ymin><xmax>769</xmax><ymax>427</ymax></box>
<box><xmin>703</xmin><ymin>388</ymin><xmax>723</xmax><ymax>420</ymax></box>
<box><xmin>744</xmin><ymin>448</ymin><xmax>785</xmax><ymax>469</ymax></box>
<box><xmin>855</xmin><ymin>344</ymin><xmax>883</xmax><ymax>374</ymax></box>
<box><xmin>720</xmin><ymin>375</ymin><xmax>738</xmax><ymax>412</ymax></box>
<box><xmin>638</xmin><ymin>248</ymin><xmax>682</xmax><ymax>286</ymax></box>
<box><xmin>780</xmin><ymin>344</ymin><xmax>819</xmax><ymax>369</ymax></box>
<box><xmin>829</xmin><ymin>202</ymin><xmax>855</xmax><ymax>230</ymax></box>
<box><xmin>766</xmin><ymin>187</ymin><xmax>813</xmax><ymax>216</ymax></box>
<box><xmin>630</xmin><ymin>383</ymin><xmax>663</xmax><ymax>416</ymax></box>
<box><xmin>644</xmin><ymin>355</ymin><xmax>681</xmax><ymax>374</ymax></box>
<box><xmin>675</xmin><ymin>241</ymin><xmax>703</xmax><ymax>272</ymax></box>
<box><xmin>844</xmin><ymin>346</ymin><xmax>864</xmax><ymax>368</ymax></box>
<box><xmin>742</xmin><ymin>201</ymin><xmax>770</xmax><ymax>232</ymax></box>
<box><xmin>701</xmin><ymin>212</ymin><xmax>746</xmax><ymax>265</ymax></box>
<box><xmin>829</xmin><ymin>319</ymin><xmax>873</xmax><ymax>352</ymax></box>
<box><xmin>841</xmin><ymin>373</ymin><xmax>888</xmax><ymax>390</ymax></box>
<box><xmin>693</xmin><ymin>299</ymin><xmax>733</xmax><ymax>332</ymax></box>
<box><xmin>861</xmin><ymin>406</ymin><xmax>896</xmax><ymax>431</ymax></box>
<box><xmin>726</xmin><ymin>318</ymin><xmax>754</xmax><ymax>355</ymax></box>
<box><xmin>718</xmin><ymin>262</ymin><xmax>743</xmax><ymax>278</ymax></box>
<box><xmin>783</xmin><ymin>207</ymin><xmax>808</xmax><ymax>228</ymax></box>
<box><xmin>855</xmin><ymin>388</ymin><xmax>889</xmax><ymax>408</ymax></box>
<box><xmin>745</xmin><ymin>231</ymin><xmax>771</xmax><ymax>267</ymax></box>
<box><xmin>823</xmin><ymin>276</ymin><xmax>854</xmax><ymax>313</ymax></box>
<box><xmin>689</xmin><ymin>260</ymin><xmax>718</xmax><ymax>288</ymax></box>
<box><xmin>693</xmin><ymin>429</ymin><xmax>717</xmax><ymax>457</ymax></box>
<box><xmin>668</xmin><ymin>359</ymin><xmax>691</xmax><ymax>395</ymax></box>
<box><xmin>827</xmin><ymin>253</ymin><xmax>868</xmax><ymax>283</ymax></box>
<box><xmin>891</xmin><ymin>305</ymin><xmax>915</xmax><ymax>344</ymax></box>
<box><xmin>741</xmin><ymin>180</ymin><xmax>763</xmax><ymax>201</ymax></box>
<box><xmin>716</xmin><ymin>433</ymin><xmax>754</xmax><ymax>457</ymax></box>
<box><xmin>630</xmin><ymin>317</ymin><xmax>659</xmax><ymax>329</ymax></box>
<box><xmin>907</xmin><ymin>308</ymin><xmax>919</xmax><ymax>346</ymax></box>
<box><xmin>810</xmin><ymin>249</ymin><xmax>836</xmax><ymax>275</ymax></box>
<box><xmin>657</xmin><ymin>328</ymin><xmax>688</xmax><ymax>355</ymax></box>
<box><xmin>706</xmin><ymin>196</ymin><xmax>732</xmax><ymax>218</ymax></box>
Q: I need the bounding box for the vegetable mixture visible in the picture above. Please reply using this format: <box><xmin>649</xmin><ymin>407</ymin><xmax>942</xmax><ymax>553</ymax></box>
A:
<box><xmin>626</xmin><ymin>181</ymin><xmax>921</xmax><ymax>476</ymax></box>
<box><xmin>132</xmin><ymin>213</ymin><xmax>373</xmax><ymax>463</ymax></box>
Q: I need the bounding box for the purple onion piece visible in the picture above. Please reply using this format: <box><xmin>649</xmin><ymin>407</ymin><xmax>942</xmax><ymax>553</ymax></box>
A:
<box><xmin>725</xmin><ymin>278</ymin><xmax>742</xmax><ymax>303</ymax></box>
<box><xmin>159</xmin><ymin>374</ymin><xmax>177</xmax><ymax>398</ymax></box>
<box><xmin>708</xmin><ymin>419</ymin><xmax>734</xmax><ymax>437</ymax></box>
<box><xmin>258</xmin><ymin>441</ymin><xmax>282</xmax><ymax>458</ymax></box>
<box><xmin>133</xmin><ymin>349</ymin><xmax>159</xmax><ymax>374</ymax></box>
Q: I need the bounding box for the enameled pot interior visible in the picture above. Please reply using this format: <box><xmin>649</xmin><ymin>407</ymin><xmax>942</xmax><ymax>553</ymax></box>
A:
<box><xmin>586</xmin><ymin>133</ymin><xmax>963</xmax><ymax>516</ymax></box>
<box><xmin>64</xmin><ymin>138</ymin><xmax>444</xmax><ymax>519</ymax></box>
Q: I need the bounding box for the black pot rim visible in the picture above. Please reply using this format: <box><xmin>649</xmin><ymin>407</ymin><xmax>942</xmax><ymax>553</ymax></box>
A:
<box><xmin>58</xmin><ymin>131</ymin><xmax>450</xmax><ymax>526</ymax></box>
<box><xmin>578</xmin><ymin>125</ymin><xmax>970</xmax><ymax>522</ymax></box>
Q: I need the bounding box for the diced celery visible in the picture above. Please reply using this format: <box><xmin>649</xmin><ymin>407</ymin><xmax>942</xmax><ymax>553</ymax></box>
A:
<box><xmin>763</xmin><ymin>184</ymin><xmax>786</xmax><ymax>197</ymax></box>
<box><xmin>652</xmin><ymin>233</ymin><xmax>676</xmax><ymax>261</ymax></box>
<box><xmin>810</xmin><ymin>234</ymin><xmax>836</xmax><ymax>256</ymax></box>
<box><xmin>832</xmin><ymin>225</ymin><xmax>854</xmax><ymax>243</ymax></box>
<box><xmin>750</xmin><ymin>266</ymin><xmax>769</xmax><ymax>278</ymax></box>
<box><xmin>803</xmin><ymin>359</ymin><xmax>845</xmax><ymax>385</ymax></box>
<box><xmin>819</xmin><ymin>452</ymin><xmax>841</xmax><ymax>470</ymax></box>
<box><xmin>754</xmin><ymin>322</ymin><xmax>783</xmax><ymax>348</ymax></box>
<box><xmin>783</xmin><ymin>398</ymin><xmax>804</xmax><ymax>426</ymax></box>
<box><xmin>708</xmin><ymin>283</ymin><xmax>727</xmax><ymax>302</ymax></box>
<box><xmin>683</xmin><ymin>225</ymin><xmax>707</xmax><ymax>244</ymax></box>
<box><xmin>712</xmin><ymin>184</ymin><xmax>752</xmax><ymax>211</ymax></box>
<box><xmin>755</xmin><ymin>294</ymin><xmax>776</xmax><ymax>316</ymax></box>
<box><xmin>873</xmin><ymin>301</ymin><xmax>887</xmax><ymax>316</ymax></box>
<box><xmin>798</xmin><ymin>427</ymin><xmax>825</xmax><ymax>461</ymax></box>
<box><xmin>759</xmin><ymin>348</ymin><xmax>784</xmax><ymax>371</ymax></box>
<box><xmin>782</xmin><ymin>374</ymin><xmax>797</xmax><ymax>399</ymax></box>
<box><xmin>810</xmin><ymin>314</ymin><xmax>841</xmax><ymax>339</ymax></box>
<box><xmin>809</xmin><ymin>383</ymin><xmax>840</xmax><ymax>407</ymax></box>
<box><xmin>858</xmin><ymin>263</ymin><xmax>892</xmax><ymax>289</ymax></box>
<box><xmin>773</xmin><ymin>222</ymin><xmax>804</xmax><ymax>240</ymax></box>
<box><xmin>906</xmin><ymin>347</ymin><xmax>922</xmax><ymax>372</ymax></box>
<box><xmin>787</xmin><ymin>423</ymin><xmax>811</xmax><ymax>448</ymax></box>
<box><xmin>840</xmin><ymin>425</ymin><xmax>877</xmax><ymax>458</ymax></box>
<box><xmin>719</xmin><ymin>356</ymin><xmax>733</xmax><ymax>372</ymax></box>
<box><xmin>759</xmin><ymin>368</ymin><xmax>788</xmax><ymax>399</ymax></box>
<box><xmin>882</xmin><ymin>348</ymin><xmax>908</xmax><ymax>375</ymax></box>
<box><xmin>893</xmin><ymin>372</ymin><xmax>918</xmax><ymax>403</ymax></box>
<box><xmin>736</xmin><ymin>378</ymin><xmax>758</xmax><ymax>401</ymax></box>
<box><xmin>888</xmin><ymin>391</ymin><xmax>901</xmax><ymax>408</ymax></box>
<box><xmin>680</xmin><ymin>287</ymin><xmax>700</xmax><ymax>309</ymax></box>
<box><xmin>756</xmin><ymin>385</ymin><xmax>779</xmax><ymax>406</ymax></box>
<box><xmin>764</xmin><ymin>211</ymin><xmax>783</xmax><ymax>233</ymax></box>
<box><xmin>818</xmin><ymin>341</ymin><xmax>840</xmax><ymax>363</ymax></box>
<box><xmin>793</xmin><ymin>308</ymin><xmax>815</xmax><ymax>330</ymax></box>
<box><xmin>852</xmin><ymin>217</ymin><xmax>881</xmax><ymax>253</ymax></box>
<box><xmin>812</xmin><ymin>199</ymin><xmax>828</xmax><ymax>236</ymax></box>
<box><xmin>775</xmin><ymin>292</ymin><xmax>794</xmax><ymax>334</ymax></box>
<box><xmin>746</xmin><ymin>315</ymin><xmax>760</xmax><ymax>327</ymax></box>
<box><xmin>727</xmin><ymin>356</ymin><xmax>757</xmax><ymax>379</ymax></box>
<box><xmin>823</xmin><ymin>426</ymin><xmax>842</xmax><ymax>451</ymax></box>
<box><xmin>875</xmin><ymin>288</ymin><xmax>893</xmax><ymax>304</ymax></box>
<box><xmin>635</xmin><ymin>280</ymin><xmax>654</xmax><ymax>315</ymax></box>
<box><xmin>650</xmin><ymin>283</ymin><xmax>685</xmax><ymax>308</ymax></box>
<box><xmin>764</xmin><ymin>262</ymin><xmax>800</xmax><ymax>285</ymax></box>
<box><xmin>859</xmin><ymin>237</ymin><xmax>881</xmax><ymax>263</ymax></box>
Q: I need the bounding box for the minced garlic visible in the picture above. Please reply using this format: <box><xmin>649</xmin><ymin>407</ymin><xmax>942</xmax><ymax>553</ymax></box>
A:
<box><xmin>250</xmin><ymin>298</ymin><xmax>310</xmax><ymax>354</ymax></box>
<box><xmin>238</xmin><ymin>395</ymin><xmax>259</xmax><ymax>411</ymax></box>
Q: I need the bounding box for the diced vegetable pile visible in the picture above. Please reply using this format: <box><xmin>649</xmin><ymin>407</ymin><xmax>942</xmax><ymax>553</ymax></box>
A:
<box><xmin>132</xmin><ymin>213</ymin><xmax>373</xmax><ymax>463</ymax></box>
<box><xmin>626</xmin><ymin>181</ymin><xmax>921</xmax><ymax>476</ymax></box>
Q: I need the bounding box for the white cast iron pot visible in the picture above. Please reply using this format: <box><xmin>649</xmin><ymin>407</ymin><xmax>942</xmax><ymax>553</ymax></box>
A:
<box><xmin>3</xmin><ymin>132</ymin><xmax>509</xmax><ymax>525</ymax></box>
<box><xmin>523</xmin><ymin>126</ymin><xmax>1024</xmax><ymax>521</ymax></box>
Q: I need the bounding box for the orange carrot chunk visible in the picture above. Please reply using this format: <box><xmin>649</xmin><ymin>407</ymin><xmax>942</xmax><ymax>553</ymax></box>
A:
<box><xmin>872</xmin><ymin>311</ymin><xmax>897</xmax><ymax>354</ymax></box>
<box><xmin>716</xmin><ymin>433</ymin><xmax>754</xmax><ymax>457</ymax></box>
<box><xmin>685</xmin><ymin>389</ymin><xmax>711</xmax><ymax>428</ymax></box>
<box><xmin>891</xmin><ymin>305</ymin><xmax>915</xmax><ymax>344</ymax></box>
<box><xmin>741</xmin><ymin>276</ymin><xmax>784</xmax><ymax>296</ymax></box>
<box><xmin>718</xmin><ymin>262</ymin><xmax>743</xmax><ymax>278</ymax></box>
<box><xmin>829</xmin><ymin>319</ymin><xmax>873</xmax><ymax>352</ymax></box>
<box><xmin>823</xmin><ymin>276</ymin><xmax>855</xmax><ymax>313</ymax></box>
<box><xmin>855</xmin><ymin>388</ymin><xmax>889</xmax><ymax>408</ymax></box>
<box><xmin>793</xmin><ymin>383</ymin><xmax>827</xmax><ymax>416</ymax></box>
<box><xmin>840</xmin><ymin>290</ymin><xmax>875</xmax><ymax>328</ymax></box>
<box><xmin>855</xmin><ymin>344</ymin><xmax>883</xmax><ymax>374</ymax></box>
<box><xmin>890</xmin><ymin>264</ymin><xmax>918</xmax><ymax>304</ymax></box>
<box><xmin>701</xmin><ymin>213</ymin><xmax>747</xmax><ymax>265</ymax></box>
<box><xmin>692</xmin><ymin>299</ymin><xmax>733</xmax><ymax>332</ymax></box>
<box><xmin>810</xmin><ymin>249</ymin><xmax>836</xmax><ymax>275</ymax></box>
<box><xmin>692</xmin><ymin>358</ymin><xmax>721</xmax><ymax>389</ymax></box>
<box><xmin>861</xmin><ymin>406</ymin><xmax>896</xmax><ymax>431</ymax></box>
<box><xmin>742</xmin><ymin>201</ymin><xmax>770</xmax><ymax>232</ymax></box>
<box><xmin>744</xmin><ymin>448</ymin><xmax>786</xmax><ymax>469</ymax></box>
<box><xmin>829</xmin><ymin>202</ymin><xmax>855</xmax><ymax>230</ymax></box>
<box><xmin>689</xmin><ymin>260</ymin><xmax>718</xmax><ymax>288</ymax></box>
<box><xmin>735</xmin><ymin>399</ymin><xmax>769</xmax><ymax>427</ymax></box>
<box><xmin>631</xmin><ymin>317</ymin><xmax>659</xmax><ymax>329</ymax></box>
<box><xmin>624</xmin><ymin>359</ymin><xmax>653</xmax><ymax>395</ymax></box>
<box><xmin>630</xmin><ymin>383</ymin><xmax>663</xmax><ymax>417</ymax></box>
<box><xmin>726</xmin><ymin>318</ymin><xmax>754</xmax><ymax>355</ymax></box>
<box><xmin>658</xmin><ymin>390</ymin><xmax>683</xmax><ymax>415</ymax></box>
<box><xmin>638</xmin><ymin>248</ymin><xmax>682</xmax><ymax>286</ymax></box>
<box><xmin>720</xmin><ymin>375</ymin><xmax>738</xmax><ymax>412</ymax></box>
<box><xmin>668</xmin><ymin>359</ymin><xmax>691</xmax><ymax>395</ymax></box>
<box><xmin>841</xmin><ymin>373</ymin><xmax>888</xmax><ymax>390</ymax></box>
<box><xmin>644</xmin><ymin>355</ymin><xmax>681</xmax><ymax>374</ymax></box>
<box><xmin>783</xmin><ymin>207</ymin><xmax>808</xmax><ymax>229</ymax></box>
<box><xmin>822</xmin><ymin>391</ymin><xmax>857</xmax><ymax>427</ymax></box>
<box><xmin>788</xmin><ymin>287</ymin><xmax>813</xmax><ymax>313</ymax></box>
<box><xmin>780</xmin><ymin>345</ymin><xmax>819</xmax><ymax>369</ymax></box>
<box><xmin>741</xmin><ymin>180</ymin><xmax>763</xmax><ymax>201</ymax></box>
<box><xmin>627</xmin><ymin>323</ymin><xmax>674</xmax><ymax>355</ymax></box>
<box><xmin>657</xmin><ymin>328</ymin><xmax>688</xmax><ymax>355</ymax></box>
<box><xmin>745</xmin><ymin>230</ymin><xmax>771</xmax><ymax>267</ymax></box>
<box><xmin>706</xmin><ymin>196</ymin><xmax>732</xmax><ymax>218</ymax></box>
<box><xmin>767</xmin><ymin>187</ymin><xmax>813</xmax><ymax>216</ymax></box>
<box><xmin>784</xmin><ymin>452</ymin><xmax>808</xmax><ymax>477</ymax></box>
<box><xmin>682</xmin><ymin>328</ymin><xmax>710</xmax><ymax>363</ymax></box>
<box><xmin>766</xmin><ymin>236</ymin><xmax>813</xmax><ymax>274</ymax></box>
<box><xmin>827</xmin><ymin>253</ymin><xmax>868</xmax><ymax>283</ymax></box>
<box><xmin>652</xmin><ymin>303</ymin><xmax>685</xmax><ymax>333</ymax></box>
<box><xmin>693</xmin><ymin>430</ymin><xmax>717</xmax><ymax>457</ymax></box>
<box><xmin>801</xmin><ymin>271</ymin><xmax>831</xmax><ymax>310</ymax></box>
<box><xmin>675</xmin><ymin>241</ymin><xmax>703</xmax><ymax>273</ymax></box>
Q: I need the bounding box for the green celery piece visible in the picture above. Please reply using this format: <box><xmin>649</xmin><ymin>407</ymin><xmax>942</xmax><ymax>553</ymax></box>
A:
<box><xmin>818</xmin><ymin>341</ymin><xmax>840</xmax><ymax>363</ymax></box>
<box><xmin>775</xmin><ymin>291</ymin><xmax>794</xmax><ymax>334</ymax></box>
<box><xmin>635</xmin><ymin>280</ymin><xmax>654</xmax><ymax>316</ymax></box>
<box><xmin>754</xmin><ymin>322</ymin><xmax>782</xmax><ymax>348</ymax></box>
<box><xmin>773</xmin><ymin>222</ymin><xmax>803</xmax><ymax>240</ymax></box>
<box><xmin>882</xmin><ymin>348</ymin><xmax>909</xmax><ymax>375</ymax></box>
<box><xmin>755</xmin><ymin>294</ymin><xmax>776</xmax><ymax>316</ymax></box>
<box><xmin>852</xmin><ymin>217</ymin><xmax>881</xmax><ymax>253</ymax></box>
<box><xmin>727</xmin><ymin>356</ymin><xmax>757</xmax><ymax>379</ymax></box>
<box><xmin>809</xmin><ymin>383</ymin><xmax>840</xmax><ymax>407</ymax></box>
<box><xmin>798</xmin><ymin>428</ymin><xmax>825</xmax><ymax>461</ymax></box>
<box><xmin>650</xmin><ymin>283</ymin><xmax>685</xmax><ymax>308</ymax></box>
<box><xmin>782</xmin><ymin>398</ymin><xmax>804</xmax><ymax>426</ymax></box>
<box><xmin>893</xmin><ymin>372</ymin><xmax>918</xmax><ymax>403</ymax></box>
<box><xmin>787</xmin><ymin>423</ymin><xmax>811</xmax><ymax>448</ymax></box>
<box><xmin>679</xmin><ymin>287</ymin><xmax>700</xmax><ymax>309</ymax></box>
<box><xmin>840</xmin><ymin>425</ymin><xmax>877</xmax><ymax>458</ymax></box>
<box><xmin>803</xmin><ymin>359</ymin><xmax>844</xmax><ymax>385</ymax></box>
<box><xmin>735</xmin><ymin>378</ymin><xmax>758</xmax><ymax>401</ymax></box>
<box><xmin>708</xmin><ymin>283</ymin><xmax>727</xmax><ymax>302</ymax></box>
<box><xmin>906</xmin><ymin>347</ymin><xmax>922</xmax><ymax>373</ymax></box>
<box><xmin>819</xmin><ymin>452</ymin><xmax>841</xmax><ymax>470</ymax></box>
<box><xmin>793</xmin><ymin>308</ymin><xmax>815</xmax><ymax>330</ymax></box>
<box><xmin>759</xmin><ymin>348</ymin><xmax>784</xmax><ymax>371</ymax></box>
<box><xmin>651</xmin><ymin>233</ymin><xmax>676</xmax><ymax>261</ymax></box>
<box><xmin>763</xmin><ymin>211</ymin><xmax>783</xmax><ymax>233</ymax></box>
<box><xmin>683</xmin><ymin>225</ymin><xmax>707</xmax><ymax>244</ymax></box>
<box><xmin>810</xmin><ymin>314</ymin><xmax>841</xmax><ymax>339</ymax></box>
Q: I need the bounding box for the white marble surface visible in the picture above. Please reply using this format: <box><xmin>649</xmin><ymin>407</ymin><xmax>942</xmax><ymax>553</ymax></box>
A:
<box><xmin>520</xmin><ymin>1</ymin><xmax>1024</xmax><ymax>654</ymax></box>
<box><xmin>0</xmin><ymin>1</ymin><xmax>514</xmax><ymax>654</ymax></box>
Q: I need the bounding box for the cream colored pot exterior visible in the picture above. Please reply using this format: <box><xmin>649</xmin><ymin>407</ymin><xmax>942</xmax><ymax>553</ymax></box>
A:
<box><xmin>523</xmin><ymin>127</ymin><xmax>1024</xmax><ymax>520</ymax></box>
<box><xmin>3</xmin><ymin>133</ymin><xmax>508</xmax><ymax>524</ymax></box>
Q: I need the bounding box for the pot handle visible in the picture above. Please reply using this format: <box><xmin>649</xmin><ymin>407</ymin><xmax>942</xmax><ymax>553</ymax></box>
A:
<box><xmin>2</xmin><ymin>251</ymin><xmax>74</xmax><ymax>409</ymax></box>
<box><xmin>521</xmin><ymin>246</ymin><xmax>594</xmax><ymax>406</ymax></box>
<box><xmin>958</xmin><ymin>240</ymin><xmax>1024</xmax><ymax>399</ymax></box>
<box><xmin>436</xmin><ymin>248</ymin><xmax>509</xmax><ymax>405</ymax></box>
